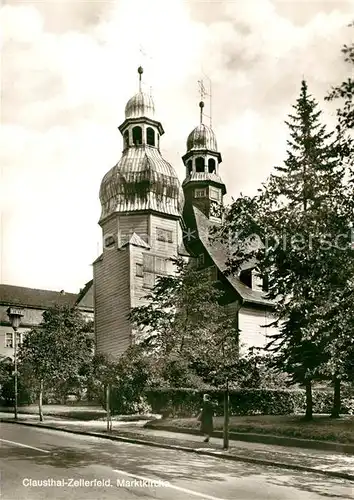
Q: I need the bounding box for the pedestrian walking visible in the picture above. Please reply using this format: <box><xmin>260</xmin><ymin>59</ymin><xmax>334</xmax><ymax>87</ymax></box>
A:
<box><xmin>197</xmin><ymin>394</ymin><xmax>214</xmax><ymax>443</ymax></box>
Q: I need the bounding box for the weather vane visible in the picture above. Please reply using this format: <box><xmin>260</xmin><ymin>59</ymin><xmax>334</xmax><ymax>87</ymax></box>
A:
<box><xmin>197</xmin><ymin>74</ymin><xmax>212</xmax><ymax>127</ymax></box>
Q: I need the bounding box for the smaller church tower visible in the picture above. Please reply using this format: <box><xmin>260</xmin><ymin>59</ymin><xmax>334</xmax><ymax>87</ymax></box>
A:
<box><xmin>182</xmin><ymin>100</ymin><xmax>226</xmax><ymax>222</ymax></box>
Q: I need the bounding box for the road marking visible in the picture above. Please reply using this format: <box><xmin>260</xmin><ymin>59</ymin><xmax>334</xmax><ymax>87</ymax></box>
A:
<box><xmin>0</xmin><ymin>438</ymin><xmax>50</xmax><ymax>453</ymax></box>
<box><xmin>113</xmin><ymin>469</ymin><xmax>227</xmax><ymax>500</ymax></box>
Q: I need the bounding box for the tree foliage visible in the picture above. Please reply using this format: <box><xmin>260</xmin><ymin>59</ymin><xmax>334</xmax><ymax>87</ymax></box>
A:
<box><xmin>18</xmin><ymin>306</ymin><xmax>94</xmax><ymax>417</ymax></box>
<box><xmin>130</xmin><ymin>257</ymin><xmax>239</xmax><ymax>388</ymax></box>
<box><xmin>218</xmin><ymin>80</ymin><xmax>353</xmax><ymax>418</ymax></box>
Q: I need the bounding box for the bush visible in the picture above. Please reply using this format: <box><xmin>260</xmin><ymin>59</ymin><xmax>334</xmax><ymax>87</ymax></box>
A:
<box><xmin>145</xmin><ymin>387</ymin><xmax>353</xmax><ymax>417</ymax></box>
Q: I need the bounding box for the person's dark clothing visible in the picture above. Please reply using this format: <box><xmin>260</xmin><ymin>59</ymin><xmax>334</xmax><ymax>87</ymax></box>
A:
<box><xmin>199</xmin><ymin>401</ymin><xmax>214</xmax><ymax>435</ymax></box>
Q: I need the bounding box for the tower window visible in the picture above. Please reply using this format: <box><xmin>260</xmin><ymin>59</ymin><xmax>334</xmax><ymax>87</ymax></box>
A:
<box><xmin>124</xmin><ymin>130</ymin><xmax>129</xmax><ymax>148</ymax></box>
<box><xmin>195</xmin><ymin>157</ymin><xmax>205</xmax><ymax>173</ymax></box>
<box><xmin>156</xmin><ymin>228</ymin><xmax>173</xmax><ymax>243</ymax></box>
<box><xmin>210</xmin><ymin>187</ymin><xmax>220</xmax><ymax>201</ymax></box>
<box><xmin>208</xmin><ymin>158</ymin><xmax>216</xmax><ymax>173</ymax></box>
<box><xmin>146</xmin><ymin>127</ymin><xmax>155</xmax><ymax>146</ymax></box>
<box><xmin>187</xmin><ymin>160</ymin><xmax>192</xmax><ymax>175</ymax></box>
<box><xmin>132</xmin><ymin>126</ymin><xmax>142</xmax><ymax>145</ymax></box>
<box><xmin>195</xmin><ymin>188</ymin><xmax>206</xmax><ymax>198</ymax></box>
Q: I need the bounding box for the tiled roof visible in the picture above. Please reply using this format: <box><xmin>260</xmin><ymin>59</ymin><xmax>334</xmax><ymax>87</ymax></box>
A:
<box><xmin>75</xmin><ymin>280</ymin><xmax>94</xmax><ymax>310</ymax></box>
<box><xmin>0</xmin><ymin>284</ymin><xmax>79</xmax><ymax>310</ymax></box>
<box><xmin>192</xmin><ymin>207</ymin><xmax>273</xmax><ymax>307</ymax></box>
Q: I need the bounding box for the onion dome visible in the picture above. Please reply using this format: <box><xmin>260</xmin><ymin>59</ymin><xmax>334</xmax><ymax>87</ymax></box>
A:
<box><xmin>186</xmin><ymin>124</ymin><xmax>218</xmax><ymax>152</ymax></box>
<box><xmin>125</xmin><ymin>92</ymin><xmax>155</xmax><ymax>120</ymax></box>
<box><xmin>99</xmin><ymin>148</ymin><xmax>184</xmax><ymax>221</ymax></box>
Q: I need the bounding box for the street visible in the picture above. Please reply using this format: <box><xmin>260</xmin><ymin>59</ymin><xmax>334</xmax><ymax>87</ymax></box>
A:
<box><xmin>0</xmin><ymin>423</ymin><xmax>352</xmax><ymax>500</ymax></box>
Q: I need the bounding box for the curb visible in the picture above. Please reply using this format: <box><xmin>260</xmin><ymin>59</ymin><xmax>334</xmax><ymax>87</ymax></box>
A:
<box><xmin>145</xmin><ymin>423</ymin><xmax>354</xmax><ymax>455</ymax></box>
<box><xmin>1</xmin><ymin>419</ymin><xmax>353</xmax><ymax>482</ymax></box>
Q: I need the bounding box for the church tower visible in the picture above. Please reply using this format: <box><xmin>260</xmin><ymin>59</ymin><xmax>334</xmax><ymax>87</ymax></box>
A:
<box><xmin>94</xmin><ymin>68</ymin><xmax>185</xmax><ymax>358</ymax></box>
<box><xmin>182</xmin><ymin>100</ymin><xmax>226</xmax><ymax>222</ymax></box>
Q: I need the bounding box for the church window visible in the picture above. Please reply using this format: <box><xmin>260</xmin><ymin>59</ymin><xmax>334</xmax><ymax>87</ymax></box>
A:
<box><xmin>124</xmin><ymin>130</ymin><xmax>129</xmax><ymax>148</ymax></box>
<box><xmin>146</xmin><ymin>127</ymin><xmax>155</xmax><ymax>146</ymax></box>
<box><xmin>155</xmin><ymin>257</ymin><xmax>167</xmax><ymax>274</ymax></box>
<box><xmin>208</xmin><ymin>266</ymin><xmax>218</xmax><ymax>282</ymax></box>
<box><xmin>143</xmin><ymin>272</ymin><xmax>155</xmax><ymax>289</ymax></box>
<box><xmin>136</xmin><ymin>263</ymin><xmax>143</xmax><ymax>277</ymax></box>
<box><xmin>262</xmin><ymin>274</ymin><xmax>269</xmax><ymax>292</ymax></box>
<box><xmin>132</xmin><ymin>126</ymin><xmax>142</xmax><ymax>145</ymax></box>
<box><xmin>5</xmin><ymin>332</ymin><xmax>13</xmax><ymax>348</ymax></box>
<box><xmin>104</xmin><ymin>235</ymin><xmax>115</xmax><ymax>248</ymax></box>
<box><xmin>157</xmin><ymin>227</ymin><xmax>173</xmax><ymax>243</ymax></box>
<box><xmin>187</xmin><ymin>160</ymin><xmax>192</xmax><ymax>175</ymax></box>
<box><xmin>195</xmin><ymin>188</ymin><xmax>206</xmax><ymax>198</ymax></box>
<box><xmin>143</xmin><ymin>253</ymin><xmax>154</xmax><ymax>273</ymax></box>
<box><xmin>240</xmin><ymin>269</ymin><xmax>252</xmax><ymax>288</ymax></box>
<box><xmin>208</xmin><ymin>158</ymin><xmax>216</xmax><ymax>173</ymax></box>
<box><xmin>198</xmin><ymin>253</ymin><xmax>205</xmax><ymax>267</ymax></box>
<box><xmin>210</xmin><ymin>187</ymin><xmax>220</xmax><ymax>201</ymax></box>
<box><xmin>195</xmin><ymin>157</ymin><xmax>205</xmax><ymax>173</ymax></box>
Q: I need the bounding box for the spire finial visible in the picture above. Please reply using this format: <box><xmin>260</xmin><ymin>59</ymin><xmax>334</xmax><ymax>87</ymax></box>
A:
<box><xmin>199</xmin><ymin>101</ymin><xmax>205</xmax><ymax>124</ymax></box>
<box><xmin>138</xmin><ymin>66</ymin><xmax>143</xmax><ymax>92</ymax></box>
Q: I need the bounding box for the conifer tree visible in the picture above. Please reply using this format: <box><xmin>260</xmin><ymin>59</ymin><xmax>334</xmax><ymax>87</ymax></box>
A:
<box><xmin>219</xmin><ymin>80</ymin><xmax>352</xmax><ymax>419</ymax></box>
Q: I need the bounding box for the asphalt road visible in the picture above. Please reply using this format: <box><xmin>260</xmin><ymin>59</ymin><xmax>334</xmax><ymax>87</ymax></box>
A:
<box><xmin>0</xmin><ymin>423</ymin><xmax>352</xmax><ymax>500</ymax></box>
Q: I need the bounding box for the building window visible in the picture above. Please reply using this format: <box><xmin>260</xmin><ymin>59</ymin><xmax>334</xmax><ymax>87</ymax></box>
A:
<box><xmin>195</xmin><ymin>157</ymin><xmax>204</xmax><ymax>173</ymax></box>
<box><xmin>198</xmin><ymin>254</ymin><xmax>205</xmax><ymax>267</ymax></box>
<box><xmin>187</xmin><ymin>160</ymin><xmax>192</xmax><ymax>175</ymax></box>
<box><xmin>142</xmin><ymin>253</ymin><xmax>168</xmax><ymax>288</ymax></box>
<box><xmin>16</xmin><ymin>332</ymin><xmax>23</xmax><ymax>346</ymax></box>
<box><xmin>210</xmin><ymin>187</ymin><xmax>220</xmax><ymax>201</ymax></box>
<box><xmin>132</xmin><ymin>126</ymin><xmax>142</xmax><ymax>145</ymax></box>
<box><xmin>208</xmin><ymin>158</ymin><xmax>216</xmax><ymax>173</ymax></box>
<box><xmin>5</xmin><ymin>333</ymin><xmax>13</xmax><ymax>348</ymax></box>
<box><xmin>208</xmin><ymin>266</ymin><xmax>218</xmax><ymax>282</ymax></box>
<box><xmin>136</xmin><ymin>263</ymin><xmax>143</xmax><ymax>277</ymax></box>
<box><xmin>195</xmin><ymin>188</ymin><xmax>206</xmax><ymax>198</ymax></box>
<box><xmin>146</xmin><ymin>127</ymin><xmax>155</xmax><ymax>146</ymax></box>
<box><xmin>262</xmin><ymin>274</ymin><xmax>269</xmax><ymax>292</ymax></box>
<box><xmin>156</xmin><ymin>228</ymin><xmax>173</xmax><ymax>243</ymax></box>
<box><xmin>124</xmin><ymin>130</ymin><xmax>129</xmax><ymax>148</ymax></box>
<box><xmin>143</xmin><ymin>272</ymin><xmax>155</xmax><ymax>289</ymax></box>
<box><xmin>104</xmin><ymin>235</ymin><xmax>115</xmax><ymax>249</ymax></box>
<box><xmin>240</xmin><ymin>269</ymin><xmax>252</xmax><ymax>288</ymax></box>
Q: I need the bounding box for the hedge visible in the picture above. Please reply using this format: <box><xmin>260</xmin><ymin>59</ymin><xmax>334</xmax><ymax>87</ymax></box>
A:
<box><xmin>145</xmin><ymin>388</ymin><xmax>353</xmax><ymax>417</ymax></box>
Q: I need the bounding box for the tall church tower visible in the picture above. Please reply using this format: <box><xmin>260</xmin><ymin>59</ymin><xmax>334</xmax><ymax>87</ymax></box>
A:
<box><xmin>182</xmin><ymin>100</ymin><xmax>226</xmax><ymax>223</ymax></box>
<box><xmin>94</xmin><ymin>68</ymin><xmax>185</xmax><ymax>358</ymax></box>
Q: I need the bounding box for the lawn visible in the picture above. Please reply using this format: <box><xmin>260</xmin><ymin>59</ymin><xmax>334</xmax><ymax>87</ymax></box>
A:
<box><xmin>147</xmin><ymin>414</ymin><xmax>354</xmax><ymax>443</ymax></box>
<box><xmin>0</xmin><ymin>404</ymin><xmax>106</xmax><ymax>421</ymax></box>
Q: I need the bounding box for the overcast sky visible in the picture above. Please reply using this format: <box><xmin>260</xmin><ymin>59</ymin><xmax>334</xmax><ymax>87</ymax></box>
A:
<box><xmin>1</xmin><ymin>0</ymin><xmax>353</xmax><ymax>293</ymax></box>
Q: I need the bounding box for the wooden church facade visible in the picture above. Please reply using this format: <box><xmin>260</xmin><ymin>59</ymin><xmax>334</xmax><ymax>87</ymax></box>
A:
<box><xmin>93</xmin><ymin>68</ymin><xmax>276</xmax><ymax>359</ymax></box>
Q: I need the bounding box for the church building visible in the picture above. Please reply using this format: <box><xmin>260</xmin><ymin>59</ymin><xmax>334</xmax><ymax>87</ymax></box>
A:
<box><xmin>93</xmin><ymin>68</ymin><xmax>275</xmax><ymax>358</ymax></box>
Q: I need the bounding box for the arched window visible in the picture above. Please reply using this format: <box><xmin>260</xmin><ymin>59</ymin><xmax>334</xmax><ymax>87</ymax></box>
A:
<box><xmin>208</xmin><ymin>158</ymin><xmax>216</xmax><ymax>173</ymax></box>
<box><xmin>124</xmin><ymin>130</ymin><xmax>129</xmax><ymax>148</ymax></box>
<box><xmin>187</xmin><ymin>160</ymin><xmax>192</xmax><ymax>175</ymax></box>
<box><xmin>132</xmin><ymin>126</ymin><xmax>142</xmax><ymax>145</ymax></box>
<box><xmin>195</xmin><ymin>157</ymin><xmax>204</xmax><ymax>173</ymax></box>
<box><xmin>146</xmin><ymin>127</ymin><xmax>155</xmax><ymax>146</ymax></box>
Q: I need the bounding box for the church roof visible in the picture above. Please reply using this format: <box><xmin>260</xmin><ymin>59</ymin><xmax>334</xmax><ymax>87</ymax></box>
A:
<box><xmin>0</xmin><ymin>284</ymin><xmax>79</xmax><ymax>310</ymax></box>
<box><xmin>121</xmin><ymin>232</ymin><xmax>151</xmax><ymax>249</ymax></box>
<box><xmin>192</xmin><ymin>207</ymin><xmax>273</xmax><ymax>307</ymax></box>
<box><xmin>99</xmin><ymin>147</ymin><xmax>184</xmax><ymax>221</ymax></box>
<box><xmin>187</xmin><ymin>124</ymin><xmax>218</xmax><ymax>152</ymax></box>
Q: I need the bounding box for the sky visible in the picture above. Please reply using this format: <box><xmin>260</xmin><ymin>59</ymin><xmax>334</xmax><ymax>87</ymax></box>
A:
<box><xmin>1</xmin><ymin>0</ymin><xmax>353</xmax><ymax>293</ymax></box>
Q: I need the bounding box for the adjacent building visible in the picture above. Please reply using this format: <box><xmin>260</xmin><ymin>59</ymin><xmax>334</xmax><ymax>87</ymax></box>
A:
<box><xmin>0</xmin><ymin>283</ymin><xmax>93</xmax><ymax>360</ymax></box>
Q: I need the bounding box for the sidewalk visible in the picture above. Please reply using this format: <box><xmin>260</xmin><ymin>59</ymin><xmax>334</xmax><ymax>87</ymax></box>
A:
<box><xmin>1</xmin><ymin>412</ymin><xmax>353</xmax><ymax>481</ymax></box>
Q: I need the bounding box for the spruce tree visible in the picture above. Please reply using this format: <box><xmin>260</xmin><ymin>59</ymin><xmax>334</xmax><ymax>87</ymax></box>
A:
<box><xmin>220</xmin><ymin>80</ymin><xmax>351</xmax><ymax>419</ymax></box>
